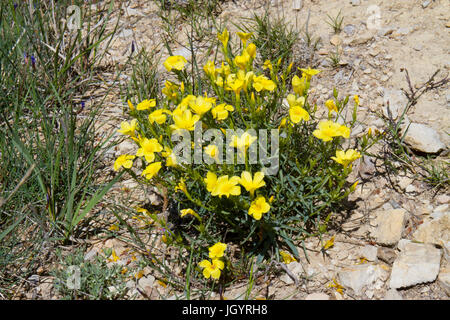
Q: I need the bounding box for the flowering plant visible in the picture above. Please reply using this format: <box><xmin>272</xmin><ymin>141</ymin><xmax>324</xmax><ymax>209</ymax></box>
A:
<box><xmin>116</xmin><ymin>28</ymin><xmax>372</xmax><ymax>283</ymax></box>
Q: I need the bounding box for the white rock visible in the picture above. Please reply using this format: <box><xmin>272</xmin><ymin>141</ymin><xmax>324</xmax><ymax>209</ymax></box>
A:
<box><xmin>401</xmin><ymin>123</ymin><xmax>446</xmax><ymax>154</ymax></box>
<box><xmin>138</xmin><ymin>275</ymin><xmax>155</xmax><ymax>297</ymax></box>
<box><xmin>436</xmin><ymin>194</ymin><xmax>450</xmax><ymax>204</ymax></box>
<box><xmin>330</xmin><ymin>35</ymin><xmax>342</xmax><ymax>46</ymax></box>
<box><xmin>373</xmin><ymin>208</ymin><xmax>407</xmax><ymax>246</ymax></box>
<box><xmin>438</xmin><ymin>268</ymin><xmax>450</xmax><ymax>296</ymax></box>
<box><xmin>343</xmin><ymin>24</ymin><xmax>356</xmax><ymax>36</ymax></box>
<box><xmin>443</xmin><ymin>242</ymin><xmax>450</xmax><ymax>262</ymax></box>
<box><xmin>118</xmin><ymin>29</ymin><xmax>133</xmax><ymax>39</ymax></box>
<box><xmin>338</xmin><ymin>264</ymin><xmax>389</xmax><ymax>296</ymax></box>
<box><xmin>280</xmin><ymin>262</ymin><xmax>303</xmax><ymax>285</ymax></box>
<box><xmin>389</xmin><ymin>242</ymin><xmax>442</xmax><ymax>289</ymax></box>
<box><xmin>360</xmin><ymin>245</ymin><xmax>378</xmax><ymax>262</ymax></box>
<box><xmin>422</xmin><ymin>0</ymin><xmax>431</xmax><ymax>8</ymax></box>
<box><xmin>350</xmin><ymin>0</ymin><xmax>361</xmax><ymax>5</ymax></box>
<box><xmin>383</xmin><ymin>288</ymin><xmax>403</xmax><ymax>300</ymax></box>
<box><xmin>398</xmin><ymin>176</ymin><xmax>413</xmax><ymax>191</ymax></box>
<box><xmin>434</xmin><ymin>204</ymin><xmax>449</xmax><ymax>213</ymax></box>
<box><xmin>304</xmin><ymin>292</ymin><xmax>330</xmax><ymax>300</ymax></box>
<box><xmin>292</xmin><ymin>0</ymin><xmax>303</xmax><ymax>10</ymax></box>
<box><xmin>412</xmin><ymin>212</ymin><xmax>450</xmax><ymax>246</ymax></box>
<box><xmin>405</xmin><ymin>185</ymin><xmax>416</xmax><ymax>193</ymax></box>
<box><xmin>117</xmin><ymin>139</ymin><xmax>136</xmax><ymax>155</ymax></box>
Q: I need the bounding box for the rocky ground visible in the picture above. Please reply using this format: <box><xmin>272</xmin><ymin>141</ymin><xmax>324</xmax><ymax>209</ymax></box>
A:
<box><xmin>19</xmin><ymin>0</ymin><xmax>449</xmax><ymax>300</ymax></box>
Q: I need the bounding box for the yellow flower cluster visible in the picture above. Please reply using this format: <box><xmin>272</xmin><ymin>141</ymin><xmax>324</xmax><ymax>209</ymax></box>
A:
<box><xmin>199</xmin><ymin>242</ymin><xmax>227</xmax><ymax>280</ymax></box>
<box><xmin>112</xmin><ymin>26</ymin><xmax>366</xmax><ymax>282</ymax></box>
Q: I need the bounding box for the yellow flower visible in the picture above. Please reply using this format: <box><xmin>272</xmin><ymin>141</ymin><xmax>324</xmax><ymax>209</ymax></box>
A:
<box><xmin>299</xmin><ymin>67</ymin><xmax>321</xmax><ymax>81</ymax></box>
<box><xmin>199</xmin><ymin>259</ymin><xmax>224</xmax><ymax>280</ymax></box>
<box><xmin>148</xmin><ymin>109</ymin><xmax>171</xmax><ymax>125</ymax></box>
<box><xmin>162</xmin><ymin>146</ymin><xmax>177</xmax><ymax>167</ymax></box>
<box><xmin>141</xmin><ymin>162</ymin><xmax>162</xmax><ymax>180</ymax></box>
<box><xmin>170</xmin><ymin>107</ymin><xmax>200</xmax><ymax>131</ymax></box>
<box><xmin>204</xmin><ymin>144</ymin><xmax>219</xmax><ymax>160</ymax></box>
<box><xmin>209</xmin><ymin>242</ymin><xmax>227</xmax><ymax>259</ymax></box>
<box><xmin>175</xmin><ymin>178</ymin><xmax>187</xmax><ymax>193</ymax></box>
<box><xmin>180</xmin><ymin>208</ymin><xmax>199</xmax><ymax>219</ymax></box>
<box><xmin>234</xmin><ymin>50</ymin><xmax>250</xmax><ymax>70</ymax></box>
<box><xmin>211</xmin><ymin>103</ymin><xmax>234</xmax><ymax>121</ymax></box>
<box><xmin>109</xmin><ymin>224</ymin><xmax>119</xmax><ymax>231</ymax></box>
<box><xmin>325</xmin><ymin>99</ymin><xmax>338</xmax><ymax>113</ymax></box>
<box><xmin>313</xmin><ymin>120</ymin><xmax>350</xmax><ymax>142</ymax></box>
<box><xmin>136</xmin><ymin>138</ymin><xmax>163</xmax><ymax>162</ymax></box>
<box><xmin>292</xmin><ymin>75</ymin><xmax>307</xmax><ymax>96</ymax></box>
<box><xmin>136</xmin><ymin>99</ymin><xmax>156</xmax><ymax>110</ymax></box>
<box><xmin>114</xmin><ymin>154</ymin><xmax>135</xmax><ymax>171</ymax></box>
<box><xmin>136</xmin><ymin>207</ymin><xmax>151</xmax><ymax>216</ymax></box>
<box><xmin>328</xmin><ymin>278</ymin><xmax>344</xmax><ymax>294</ymax></box>
<box><xmin>161</xmin><ymin>81</ymin><xmax>179</xmax><ymax>101</ymax></box>
<box><xmin>204</xmin><ymin>60</ymin><xmax>216</xmax><ymax>78</ymax></box>
<box><xmin>217</xmin><ymin>62</ymin><xmax>231</xmax><ymax>77</ymax></box>
<box><xmin>331</xmin><ymin>149</ymin><xmax>361</xmax><ymax>168</ymax></box>
<box><xmin>211</xmin><ymin>175</ymin><xmax>241</xmax><ymax>198</ymax></box>
<box><xmin>237</xmin><ymin>32</ymin><xmax>253</xmax><ymax>47</ymax></box>
<box><xmin>322</xmin><ymin>235</ymin><xmax>335</xmax><ymax>250</ymax></box>
<box><xmin>286</xmin><ymin>94</ymin><xmax>305</xmax><ymax>108</ymax></box>
<box><xmin>280</xmin><ymin>251</ymin><xmax>297</xmax><ymax>264</ymax></box>
<box><xmin>239</xmin><ymin>171</ymin><xmax>265</xmax><ymax>196</ymax></box>
<box><xmin>163</xmin><ymin>55</ymin><xmax>187</xmax><ymax>72</ymax></box>
<box><xmin>204</xmin><ymin>171</ymin><xmax>218</xmax><ymax>193</ymax></box>
<box><xmin>179</xmin><ymin>94</ymin><xmax>197</xmax><ymax>108</ymax></box>
<box><xmin>246</xmin><ymin>43</ymin><xmax>257</xmax><ymax>59</ymax></box>
<box><xmin>229</xmin><ymin>132</ymin><xmax>257</xmax><ymax>152</ymax></box>
<box><xmin>248</xmin><ymin>196</ymin><xmax>270</xmax><ymax>220</ymax></box>
<box><xmin>263</xmin><ymin>60</ymin><xmax>273</xmax><ymax>71</ymax></box>
<box><xmin>226</xmin><ymin>74</ymin><xmax>245</xmax><ymax>96</ymax></box>
<box><xmin>278</xmin><ymin>117</ymin><xmax>288</xmax><ymax>129</ymax></box>
<box><xmin>350</xmin><ymin>180</ymin><xmax>359</xmax><ymax>192</ymax></box>
<box><xmin>217</xmin><ymin>28</ymin><xmax>229</xmax><ymax>49</ymax></box>
<box><xmin>108</xmin><ymin>249</ymin><xmax>119</xmax><ymax>263</ymax></box>
<box><xmin>188</xmin><ymin>95</ymin><xmax>214</xmax><ymax>116</ymax></box>
<box><xmin>337</xmin><ymin>124</ymin><xmax>351</xmax><ymax>138</ymax></box>
<box><xmin>117</xmin><ymin>119</ymin><xmax>138</xmax><ymax>137</ymax></box>
<box><xmin>289</xmin><ymin>105</ymin><xmax>310</xmax><ymax>123</ymax></box>
<box><xmin>354</xmin><ymin>94</ymin><xmax>360</xmax><ymax>106</ymax></box>
<box><xmin>253</xmin><ymin>75</ymin><xmax>276</xmax><ymax>92</ymax></box>
<box><xmin>127</xmin><ymin>100</ymin><xmax>135</xmax><ymax>111</ymax></box>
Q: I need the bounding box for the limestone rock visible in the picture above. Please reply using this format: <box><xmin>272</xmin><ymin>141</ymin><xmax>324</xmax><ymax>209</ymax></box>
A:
<box><xmin>138</xmin><ymin>275</ymin><xmax>155</xmax><ymax>297</ymax></box>
<box><xmin>438</xmin><ymin>268</ymin><xmax>450</xmax><ymax>296</ymax></box>
<box><xmin>389</xmin><ymin>242</ymin><xmax>442</xmax><ymax>289</ymax></box>
<box><xmin>330</xmin><ymin>35</ymin><xmax>342</xmax><ymax>46</ymax></box>
<box><xmin>373</xmin><ymin>208</ymin><xmax>407</xmax><ymax>246</ymax></box>
<box><xmin>338</xmin><ymin>264</ymin><xmax>389</xmax><ymax>296</ymax></box>
<box><xmin>401</xmin><ymin>123</ymin><xmax>445</xmax><ymax>154</ymax></box>
<box><xmin>360</xmin><ymin>245</ymin><xmax>378</xmax><ymax>262</ymax></box>
<box><xmin>377</xmin><ymin>247</ymin><xmax>397</xmax><ymax>265</ymax></box>
<box><xmin>304</xmin><ymin>292</ymin><xmax>330</xmax><ymax>300</ymax></box>
<box><xmin>413</xmin><ymin>212</ymin><xmax>450</xmax><ymax>246</ymax></box>
<box><xmin>383</xmin><ymin>288</ymin><xmax>403</xmax><ymax>300</ymax></box>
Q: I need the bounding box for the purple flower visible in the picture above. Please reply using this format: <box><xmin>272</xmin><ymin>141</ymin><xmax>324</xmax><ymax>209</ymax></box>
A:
<box><xmin>31</xmin><ymin>55</ymin><xmax>36</xmax><ymax>67</ymax></box>
<box><xmin>81</xmin><ymin>101</ymin><xmax>85</xmax><ymax>110</ymax></box>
